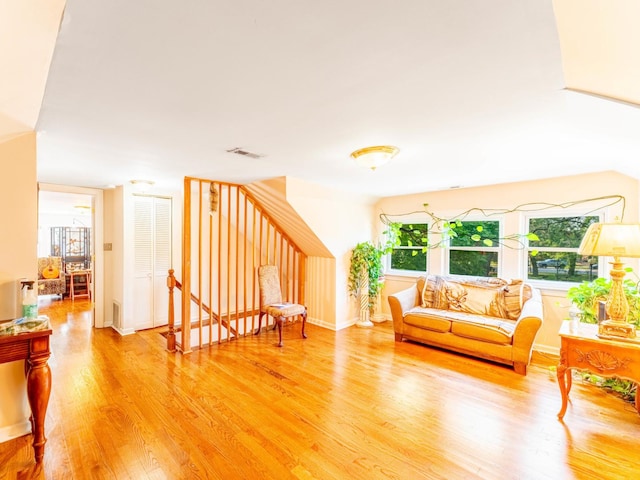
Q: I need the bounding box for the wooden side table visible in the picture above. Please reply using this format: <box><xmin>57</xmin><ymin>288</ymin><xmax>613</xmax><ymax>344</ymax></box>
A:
<box><xmin>557</xmin><ymin>320</ymin><xmax>640</xmax><ymax>419</ymax></box>
<box><xmin>0</xmin><ymin>329</ymin><xmax>52</xmax><ymax>462</ymax></box>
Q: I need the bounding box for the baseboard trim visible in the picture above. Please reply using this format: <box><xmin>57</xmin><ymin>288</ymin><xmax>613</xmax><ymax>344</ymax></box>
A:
<box><xmin>533</xmin><ymin>343</ymin><xmax>559</xmax><ymax>356</ymax></box>
<box><xmin>0</xmin><ymin>419</ymin><xmax>31</xmax><ymax>443</ymax></box>
<box><xmin>111</xmin><ymin>325</ymin><xmax>135</xmax><ymax>336</ymax></box>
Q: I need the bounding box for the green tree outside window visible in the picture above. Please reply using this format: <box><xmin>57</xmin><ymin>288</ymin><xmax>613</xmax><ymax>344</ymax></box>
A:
<box><xmin>527</xmin><ymin>216</ymin><xmax>600</xmax><ymax>283</ymax></box>
<box><xmin>447</xmin><ymin>221</ymin><xmax>500</xmax><ymax>277</ymax></box>
<box><xmin>390</xmin><ymin>223</ymin><xmax>429</xmax><ymax>272</ymax></box>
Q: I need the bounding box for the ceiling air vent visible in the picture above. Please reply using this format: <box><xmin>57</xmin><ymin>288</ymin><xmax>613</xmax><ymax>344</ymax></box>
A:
<box><xmin>226</xmin><ymin>147</ymin><xmax>265</xmax><ymax>159</ymax></box>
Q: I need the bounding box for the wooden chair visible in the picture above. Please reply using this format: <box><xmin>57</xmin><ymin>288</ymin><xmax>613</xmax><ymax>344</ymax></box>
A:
<box><xmin>255</xmin><ymin>265</ymin><xmax>307</xmax><ymax>347</ymax></box>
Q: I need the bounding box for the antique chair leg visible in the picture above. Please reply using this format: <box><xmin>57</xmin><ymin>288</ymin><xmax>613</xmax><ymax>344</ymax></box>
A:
<box><xmin>254</xmin><ymin>312</ymin><xmax>265</xmax><ymax>335</ymax></box>
<box><xmin>301</xmin><ymin>311</ymin><xmax>307</xmax><ymax>339</ymax></box>
<box><xmin>276</xmin><ymin>316</ymin><xmax>284</xmax><ymax>347</ymax></box>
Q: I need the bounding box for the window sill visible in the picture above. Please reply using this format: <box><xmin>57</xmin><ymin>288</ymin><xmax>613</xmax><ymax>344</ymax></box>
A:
<box><xmin>384</xmin><ymin>271</ymin><xmax>426</xmax><ymax>281</ymax></box>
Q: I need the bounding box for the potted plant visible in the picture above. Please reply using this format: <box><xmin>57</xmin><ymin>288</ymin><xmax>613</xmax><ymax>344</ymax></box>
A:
<box><xmin>567</xmin><ymin>276</ymin><xmax>640</xmax><ymax>326</ymax></box>
<box><xmin>348</xmin><ymin>226</ymin><xmax>400</xmax><ymax>326</ymax></box>
<box><xmin>566</xmin><ymin>276</ymin><xmax>639</xmax><ymax>404</ymax></box>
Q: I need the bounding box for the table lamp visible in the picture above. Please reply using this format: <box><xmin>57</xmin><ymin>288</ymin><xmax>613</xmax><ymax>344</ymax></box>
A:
<box><xmin>578</xmin><ymin>222</ymin><xmax>640</xmax><ymax>339</ymax></box>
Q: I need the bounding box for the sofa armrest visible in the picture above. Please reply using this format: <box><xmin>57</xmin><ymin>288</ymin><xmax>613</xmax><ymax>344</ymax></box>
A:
<box><xmin>511</xmin><ymin>286</ymin><xmax>544</xmax><ymax>370</ymax></box>
<box><xmin>387</xmin><ymin>284</ymin><xmax>420</xmax><ymax>338</ymax></box>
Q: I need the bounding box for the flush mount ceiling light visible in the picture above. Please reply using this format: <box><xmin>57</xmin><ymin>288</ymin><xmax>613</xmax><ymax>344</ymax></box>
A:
<box><xmin>130</xmin><ymin>179</ymin><xmax>155</xmax><ymax>193</ymax></box>
<box><xmin>350</xmin><ymin>145</ymin><xmax>399</xmax><ymax>171</ymax></box>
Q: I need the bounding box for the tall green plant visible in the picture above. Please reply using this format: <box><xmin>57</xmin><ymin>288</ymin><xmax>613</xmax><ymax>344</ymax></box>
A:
<box><xmin>348</xmin><ymin>226</ymin><xmax>399</xmax><ymax>310</ymax></box>
<box><xmin>348</xmin><ymin>242</ymin><xmax>383</xmax><ymax>308</ymax></box>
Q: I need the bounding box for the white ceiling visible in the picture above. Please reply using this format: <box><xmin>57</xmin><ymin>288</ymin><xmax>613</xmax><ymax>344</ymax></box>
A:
<box><xmin>24</xmin><ymin>1</ymin><xmax>640</xmax><ymax>197</ymax></box>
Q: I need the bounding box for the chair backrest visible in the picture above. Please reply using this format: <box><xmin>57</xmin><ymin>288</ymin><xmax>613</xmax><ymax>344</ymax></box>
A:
<box><xmin>258</xmin><ymin>265</ymin><xmax>283</xmax><ymax>306</ymax></box>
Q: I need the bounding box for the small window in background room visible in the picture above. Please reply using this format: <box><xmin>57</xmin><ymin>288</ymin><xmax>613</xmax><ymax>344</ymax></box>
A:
<box><xmin>527</xmin><ymin>216</ymin><xmax>600</xmax><ymax>283</ymax></box>
<box><xmin>447</xmin><ymin>220</ymin><xmax>500</xmax><ymax>277</ymax></box>
<box><xmin>390</xmin><ymin>223</ymin><xmax>429</xmax><ymax>272</ymax></box>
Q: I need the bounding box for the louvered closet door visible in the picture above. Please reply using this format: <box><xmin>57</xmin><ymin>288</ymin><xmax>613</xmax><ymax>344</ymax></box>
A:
<box><xmin>133</xmin><ymin>195</ymin><xmax>172</xmax><ymax>330</ymax></box>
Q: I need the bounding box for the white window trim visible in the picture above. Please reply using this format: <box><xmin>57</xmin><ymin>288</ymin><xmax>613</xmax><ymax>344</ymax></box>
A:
<box><xmin>523</xmin><ymin>210</ymin><xmax>606</xmax><ymax>291</ymax></box>
<box><xmin>385</xmin><ymin>216</ymin><xmax>431</xmax><ymax>276</ymax></box>
<box><xmin>444</xmin><ymin>218</ymin><xmax>503</xmax><ymax>278</ymax></box>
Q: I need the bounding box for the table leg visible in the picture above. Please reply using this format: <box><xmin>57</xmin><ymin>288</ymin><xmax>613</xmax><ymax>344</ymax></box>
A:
<box><xmin>557</xmin><ymin>363</ymin><xmax>570</xmax><ymax>420</ymax></box>
<box><xmin>26</xmin><ymin>350</ymin><xmax>52</xmax><ymax>463</ymax></box>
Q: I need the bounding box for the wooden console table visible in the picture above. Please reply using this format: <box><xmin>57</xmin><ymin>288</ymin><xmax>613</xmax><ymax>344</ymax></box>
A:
<box><xmin>0</xmin><ymin>329</ymin><xmax>52</xmax><ymax>463</ymax></box>
<box><xmin>557</xmin><ymin>320</ymin><xmax>640</xmax><ymax>419</ymax></box>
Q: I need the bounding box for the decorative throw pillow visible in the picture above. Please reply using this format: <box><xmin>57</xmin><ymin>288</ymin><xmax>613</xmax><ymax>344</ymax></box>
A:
<box><xmin>421</xmin><ymin>275</ymin><xmax>451</xmax><ymax>309</ymax></box>
<box><xmin>501</xmin><ymin>280</ymin><xmax>532</xmax><ymax>320</ymax></box>
<box><xmin>445</xmin><ymin>280</ymin><xmax>507</xmax><ymax>317</ymax></box>
<box><xmin>421</xmin><ymin>275</ymin><xmax>437</xmax><ymax>307</ymax></box>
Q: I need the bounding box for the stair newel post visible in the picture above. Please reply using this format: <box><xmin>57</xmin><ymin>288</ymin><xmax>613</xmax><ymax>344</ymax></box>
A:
<box><xmin>166</xmin><ymin>269</ymin><xmax>176</xmax><ymax>352</ymax></box>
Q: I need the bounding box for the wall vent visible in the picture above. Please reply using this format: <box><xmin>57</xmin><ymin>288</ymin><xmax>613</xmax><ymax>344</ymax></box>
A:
<box><xmin>112</xmin><ymin>300</ymin><xmax>121</xmax><ymax>329</ymax></box>
<box><xmin>226</xmin><ymin>147</ymin><xmax>265</xmax><ymax>159</ymax></box>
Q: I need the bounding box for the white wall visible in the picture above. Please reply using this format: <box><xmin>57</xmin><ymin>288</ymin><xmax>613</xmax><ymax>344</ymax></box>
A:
<box><xmin>0</xmin><ymin>133</ymin><xmax>38</xmax><ymax>442</ymax></box>
<box><xmin>286</xmin><ymin>178</ymin><xmax>378</xmax><ymax>329</ymax></box>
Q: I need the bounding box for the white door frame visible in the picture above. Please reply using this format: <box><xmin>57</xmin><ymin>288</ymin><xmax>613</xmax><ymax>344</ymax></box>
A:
<box><xmin>38</xmin><ymin>183</ymin><xmax>105</xmax><ymax>328</ymax></box>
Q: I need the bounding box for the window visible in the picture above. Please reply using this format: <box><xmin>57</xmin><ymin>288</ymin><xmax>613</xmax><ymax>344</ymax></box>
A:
<box><xmin>527</xmin><ymin>215</ymin><xmax>600</xmax><ymax>283</ymax></box>
<box><xmin>389</xmin><ymin>223</ymin><xmax>429</xmax><ymax>272</ymax></box>
<box><xmin>447</xmin><ymin>220</ymin><xmax>500</xmax><ymax>277</ymax></box>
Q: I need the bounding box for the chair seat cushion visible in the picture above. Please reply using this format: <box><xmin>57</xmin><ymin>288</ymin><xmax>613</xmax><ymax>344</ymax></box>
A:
<box><xmin>264</xmin><ymin>303</ymin><xmax>306</xmax><ymax>317</ymax></box>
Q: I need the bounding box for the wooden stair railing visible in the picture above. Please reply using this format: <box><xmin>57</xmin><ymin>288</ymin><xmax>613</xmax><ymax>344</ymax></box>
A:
<box><xmin>167</xmin><ymin>269</ymin><xmax>246</xmax><ymax>352</ymax></box>
<box><xmin>167</xmin><ymin>269</ymin><xmax>176</xmax><ymax>352</ymax></box>
<box><xmin>168</xmin><ymin>178</ymin><xmax>307</xmax><ymax>353</ymax></box>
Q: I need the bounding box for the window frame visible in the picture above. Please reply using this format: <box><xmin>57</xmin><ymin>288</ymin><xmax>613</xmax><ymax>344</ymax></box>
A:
<box><xmin>386</xmin><ymin>221</ymin><xmax>430</xmax><ymax>276</ymax></box>
<box><xmin>444</xmin><ymin>218</ymin><xmax>502</xmax><ymax>278</ymax></box>
<box><xmin>524</xmin><ymin>211</ymin><xmax>605</xmax><ymax>289</ymax></box>
<box><xmin>385</xmin><ymin>215</ymin><xmax>433</xmax><ymax>278</ymax></box>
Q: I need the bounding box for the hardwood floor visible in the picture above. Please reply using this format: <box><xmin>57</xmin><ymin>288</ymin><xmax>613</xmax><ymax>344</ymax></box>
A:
<box><xmin>1</xmin><ymin>298</ymin><xmax>639</xmax><ymax>479</ymax></box>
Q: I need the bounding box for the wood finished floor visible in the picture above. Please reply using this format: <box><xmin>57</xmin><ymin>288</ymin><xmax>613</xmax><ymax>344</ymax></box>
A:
<box><xmin>1</xmin><ymin>297</ymin><xmax>639</xmax><ymax>480</ymax></box>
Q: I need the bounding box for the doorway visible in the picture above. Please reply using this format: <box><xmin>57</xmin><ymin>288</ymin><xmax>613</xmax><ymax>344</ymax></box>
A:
<box><xmin>37</xmin><ymin>184</ymin><xmax>105</xmax><ymax>327</ymax></box>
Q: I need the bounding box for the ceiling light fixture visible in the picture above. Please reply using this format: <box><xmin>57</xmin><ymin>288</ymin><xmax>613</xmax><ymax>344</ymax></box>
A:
<box><xmin>74</xmin><ymin>205</ymin><xmax>91</xmax><ymax>214</ymax></box>
<box><xmin>130</xmin><ymin>179</ymin><xmax>155</xmax><ymax>193</ymax></box>
<box><xmin>350</xmin><ymin>145</ymin><xmax>399</xmax><ymax>171</ymax></box>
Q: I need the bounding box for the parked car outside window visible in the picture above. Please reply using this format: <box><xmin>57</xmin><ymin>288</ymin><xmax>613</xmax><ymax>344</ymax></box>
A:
<box><xmin>537</xmin><ymin>258</ymin><xmax>567</xmax><ymax>268</ymax></box>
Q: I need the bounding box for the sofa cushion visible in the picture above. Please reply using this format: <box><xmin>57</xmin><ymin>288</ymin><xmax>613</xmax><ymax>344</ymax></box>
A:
<box><xmin>405</xmin><ymin>306</ymin><xmax>516</xmax><ymax>344</ymax></box>
<box><xmin>403</xmin><ymin>307</ymin><xmax>452</xmax><ymax>333</ymax></box>
<box><xmin>448</xmin><ymin>313</ymin><xmax>516</xmax><ymax>344</ymax></box>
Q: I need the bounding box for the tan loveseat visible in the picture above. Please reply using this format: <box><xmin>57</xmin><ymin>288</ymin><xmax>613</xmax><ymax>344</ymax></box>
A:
<box><xmin>388</xmin><ymin>275</ymin><xmax>543</xmax><ymax>375</ymax></box>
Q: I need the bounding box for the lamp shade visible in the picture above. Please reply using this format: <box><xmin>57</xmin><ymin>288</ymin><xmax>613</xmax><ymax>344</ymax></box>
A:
<box><xmin>578</xmin><ymin>223</ymin><xmax>640</xmax><ymax>258</ymax></box>
<box><xmin>350</xmin><ymin>145</ymin><xmax>399</xmax><ymax>170</ymax></box>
